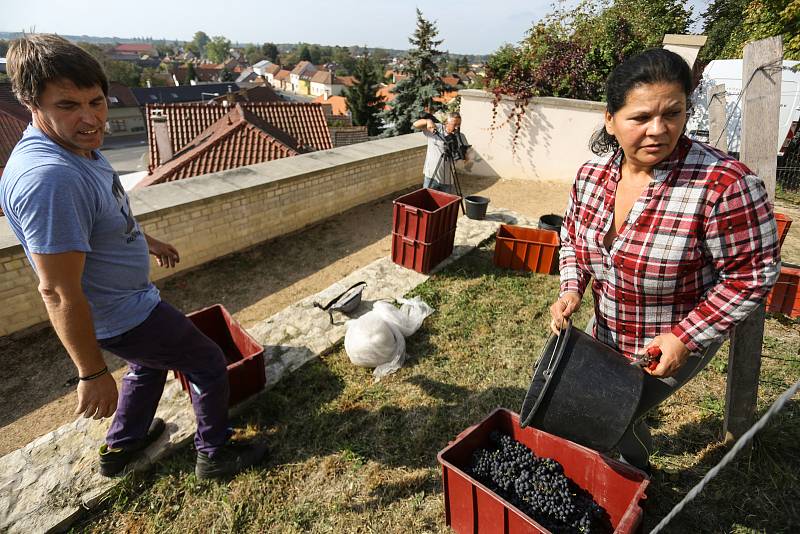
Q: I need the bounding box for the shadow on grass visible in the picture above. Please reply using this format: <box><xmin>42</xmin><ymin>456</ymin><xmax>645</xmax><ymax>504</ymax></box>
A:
<box><xmin>643</xmin><ymin>399</ymin><xmax>800</xmax><ymax>533</ymax></box>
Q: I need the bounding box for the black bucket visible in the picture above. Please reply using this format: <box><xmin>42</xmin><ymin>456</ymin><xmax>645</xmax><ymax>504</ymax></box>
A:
<box><xmin>519</xmin><ymin>320</ymin><xmax>644</xmax><ymax>451</ymax></box>
<box><xmin>538</xmin><ymin>214</ymin><xmax>563</xmax><ymax>234</ymax></box>
<box><xmin>464</xmin><ymin>195</ymin><xmax>490</xmax><ymax>220</ymax></box>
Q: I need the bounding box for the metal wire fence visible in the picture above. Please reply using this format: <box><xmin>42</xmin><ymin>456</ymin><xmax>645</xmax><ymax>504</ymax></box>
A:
<box><xmin>778</xmin><ymin>134</ymin><xmax>800</xmax><ymax>192</ymax></box>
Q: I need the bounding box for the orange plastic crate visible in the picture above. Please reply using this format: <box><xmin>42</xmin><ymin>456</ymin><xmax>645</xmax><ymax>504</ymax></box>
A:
<box><xmin>438</xmin><ymin>408</ymin><xmax>649</xmax><ymax>534</ymax></box>
<box><xmin>493</xmin><ymin>225</ymin><xmax>560</xmax><ymax>274</ymax></box>
<box><xmin>174</xmin><ymin>304</ymin><xmax>265</xmax><ymax>406</ymax></box>
<box><xmin>775</xmin><ymin>212</ymin><xmax>792</xmax><ymax>252</ymax></box>
<box><xmin>766</xmin><ymin>265</ymin><xmax>800</xmax><ymax>318</ymax></box>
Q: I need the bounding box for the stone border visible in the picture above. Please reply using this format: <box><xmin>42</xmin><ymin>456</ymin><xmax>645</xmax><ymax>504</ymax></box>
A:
<box><xmin>0</xmin><ymin>208</ymin><xmax>536</xmax><ymax>534</ymax></box>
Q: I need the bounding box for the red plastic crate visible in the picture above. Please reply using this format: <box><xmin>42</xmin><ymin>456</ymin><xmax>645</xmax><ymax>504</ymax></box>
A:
<box><xmin>438</xmin><ymin>408</ymin><xmax>649</xmax><ymax>534</ymax></box>
<box><xmin>766</xmin><ymin>265</ymin><xmax>800</xmax><ymax>318</ymax></box>
<box><xmin>174</xmin><ymin>304</ymin><xmax>266</xmax><ymax>406</ymax></box>
<box><xmin>775</xmin><ymin>212</ymin><xmax>792</xmax><ymax>251</ymax></box>
<box><xmin>393</xmin><ymin>188</ymin><xmax>460</xmax><ymax>243</ymax></box>
<box><xmin>391</xmin><ymin>228</ymin><xmax>456</xmax><ymax>274</ymax></box>
<box><xmin>493</xmin><ymin>225</ymin><xmax>560</xmax><ymax>274</ymax></box>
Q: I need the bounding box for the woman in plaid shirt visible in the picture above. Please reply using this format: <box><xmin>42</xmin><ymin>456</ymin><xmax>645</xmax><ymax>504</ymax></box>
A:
<box><xmin>549</xmin><ymin>49</ymin><xmax>781</xmax><ymax>471</ymax></box>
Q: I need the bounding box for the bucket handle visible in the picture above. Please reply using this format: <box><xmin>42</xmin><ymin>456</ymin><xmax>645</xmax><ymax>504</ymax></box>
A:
<box><xmin>519</xmin><ymin>319</ymin><xmax>572</xmax><ymax>428</ymax></box>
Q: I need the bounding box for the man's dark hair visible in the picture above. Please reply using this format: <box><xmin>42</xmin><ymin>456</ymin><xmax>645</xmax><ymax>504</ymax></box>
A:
<box><xmin>7</xmin><ymin>33</ymin><xmax>109</xmax><ymax>107</ymax></box>
<box><xmin>590</xmin><ymin>48</ymin><xmax>692</xmax><ymax>155</ymax></box>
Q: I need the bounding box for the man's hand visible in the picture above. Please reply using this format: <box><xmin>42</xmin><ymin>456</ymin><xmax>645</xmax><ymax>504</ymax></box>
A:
<box><xmin>642</xmin><ymin>333</ymin><xmax>690</xmax><ymax>378</ymax></box>
<box><xmin>549</xmin><ymin>292</ymin><xmax>581</xmax><ymax>335</ymax></box>
<box><xmin>75</xmin><ymin>372</ymin><xmax>118</xmax><ymax>419</ymax></box>
<box><xmin>145</xmin><ymin>234</ymin><xmax>180</xmax><ymax>268</ymax></box>
<box><xmin>425</xmin><ymin>118</ymin><xmax>436</xmax><ymax>133</ymax></box>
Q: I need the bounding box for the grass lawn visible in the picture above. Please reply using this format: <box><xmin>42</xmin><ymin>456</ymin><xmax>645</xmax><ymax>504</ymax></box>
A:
<box><xmin>74</xmin><ymin>242</ymin><xmax>800</xmax><ymax>534</ymax></box>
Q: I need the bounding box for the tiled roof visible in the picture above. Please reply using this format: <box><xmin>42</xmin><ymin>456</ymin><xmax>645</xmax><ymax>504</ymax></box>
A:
<box><xmin>441</xmin><ymin>76</ymin><xmax>461</xmax><ymax>87</ymax></box>
<box><xmin>114</xmin><ymin>43</ymin><xmax>157</xmax><ymax>55</ymax></box>
<box><xmin>145</xmin><ymin>101</ymin><xmax>332</xmax><ymax>170</ymax></box>
<box><xmin>265</xmin><ymin>64</ymin><xmax>282</xmax><ymax>75</ymax></box>
<box><xmin>108</xmin><ymin>82</ymin><xmax>140</xmax><ymax>108</ymax></box>
<box><xmin>434</xmin><ymin>91</ymin><xmax>459</xmax><ymax>104</ymax></box>
<box><xmin>330</xmin><ymin>126</ymin><xmax>369</xmax><ymax>148</ymax></box>
<box><xmin>0</xmin><ymin>83</ymin><xmax>20</xmax><ymax>106</ymax></box>
<box><xmin>0</xmin><ymin>102</ymin><xmax>30</xmax><ymax>179</ymax></box>
<box><xmin>275</xmin><ymin>69</ymin><xmax>291</xmax><ymax>81</ymax></box>
<box><xmin>312</xmin><ymin>95</ymin><xmax>348</xmax><ymax>116</ymax></box>
<box><xmin>291</xmin><ymin>61</ymin><xmax>316</xmax><ymax>76</ymax></box>
<box><xmin>337</xmin><ymin>76</ymin><xmax>356</xmax><ymax>87</ymax></box>
<box><xmin>137</xmin><ymin>104</ymin><xmax>299</xmax><ymax>187</ymax></box>
<box><xmin>377</xmin><ymin>84</ymin><xmax>397</xmax><ymax>110</ymax></box>
<box><xmin>310</xmin><ymin>70</ymin><xmax>336</xmax><ymax>85</ymax></box>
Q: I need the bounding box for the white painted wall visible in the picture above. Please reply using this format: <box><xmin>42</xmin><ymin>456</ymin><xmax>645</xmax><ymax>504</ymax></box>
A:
<box><xmin>458</xmin><ymin>89</ymin><xmax>606</xmax><ymax>182</ymax></box>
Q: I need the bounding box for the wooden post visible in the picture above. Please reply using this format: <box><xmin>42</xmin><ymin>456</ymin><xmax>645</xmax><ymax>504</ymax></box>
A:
<box><xmin>724</xmin><ymin>36</ymin><xmax>782</xmax><ymax>443</ymax></box>
<box><xmin>708</xmin><ymin>84</ymin><xmax>728</xmax><ymax>153</ymax></box>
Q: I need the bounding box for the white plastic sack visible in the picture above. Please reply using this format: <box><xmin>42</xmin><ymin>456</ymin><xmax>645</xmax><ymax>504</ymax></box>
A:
<box><xmin>344</xmin><ymin>297</ymin><xmax>434</xmax><ymax>379</ymax></box>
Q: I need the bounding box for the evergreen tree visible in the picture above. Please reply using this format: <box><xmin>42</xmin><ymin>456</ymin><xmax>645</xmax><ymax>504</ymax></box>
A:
<box><xmin>262</xmin><ymin>42</ymin><xmax>279</xmax><ymax>63</ymax></box>
<box><xmin>298</xmin><ymin>44</ymin><xmax>312</xmax><ymax>62</ymax></box>
<box><xmin>191</xmin><ymin>31</ymin><xmax>210</xmax><ymax>56</ymax></box>
<box><xmin>186</xmin><ymin>62</ymin><xmax>198</xmax><ymax>83</ymax></box>
<box><xmin>379</xmin><ymin>9</ymin><xmax>447</xmax><ymax>136</ymax></box>
<box><xmin>345</xmin><ymin>51</ymin><xmax>384</xmax><ymax>136</ymax></box>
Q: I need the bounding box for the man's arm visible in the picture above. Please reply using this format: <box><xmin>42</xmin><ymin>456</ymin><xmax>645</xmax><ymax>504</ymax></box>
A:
<box><xmin>144</xmin><ymin>233</ymin><xmax>180</xmax><ymax>268</ymax></box>
<box><xmin>31</xmin><ymin>251</ymin><xmax>118</xmax><ymax>419</ymax></box>
<box><xmin>412</xmin><ymin>118</ymin><xmax>437</xmax><ymax>133</ymax></box>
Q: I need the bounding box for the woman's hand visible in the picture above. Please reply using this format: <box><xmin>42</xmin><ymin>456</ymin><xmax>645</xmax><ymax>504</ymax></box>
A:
<box><xmin>549</xmin><ymin>292</ymin><xmax>581</xmax><ymax>335</ymax></box>
<box><xmin>643</xmin><ymin>333</ymin><xmax>690</xmax><ymax>378</ymax></box>
<box><xmin>145</xmin><ymin>234</ymin><xmax>180</xmax><ymax>268</ymax></box>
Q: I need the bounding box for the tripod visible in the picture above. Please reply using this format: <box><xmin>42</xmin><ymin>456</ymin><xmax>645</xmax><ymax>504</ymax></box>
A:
<box><xmin>429</xmin><ymin>132</ymin><xmax>466</xmax><ymax>214</ymax></box>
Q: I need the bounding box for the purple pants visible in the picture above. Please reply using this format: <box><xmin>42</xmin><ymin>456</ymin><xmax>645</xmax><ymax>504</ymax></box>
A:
<box><xmin>99</xmin><ymin>301</ymin><xmax>230</xmax><ymax>456</ymax></box>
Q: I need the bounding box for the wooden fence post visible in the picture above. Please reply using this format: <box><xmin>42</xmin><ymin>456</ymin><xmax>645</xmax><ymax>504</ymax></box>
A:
<box><xmin>724</xmin><ymin>36</ymin><xmax>782</xmax><ymax>443</ymax></box>
<box><xmin>708</xmin><ymin>84</ymin><xmax>727</xmax><ymax>153</ymax></box>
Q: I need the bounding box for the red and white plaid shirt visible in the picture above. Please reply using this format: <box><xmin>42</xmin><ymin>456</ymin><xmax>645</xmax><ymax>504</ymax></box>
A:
<box><xmin>560</xmin><ymin>137</ymin><xmax>781</xmax><ymax>358</ymax></box>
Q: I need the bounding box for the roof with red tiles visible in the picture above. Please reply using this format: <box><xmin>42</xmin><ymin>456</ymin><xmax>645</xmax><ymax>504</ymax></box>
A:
<box><xmin>275</xmin><ymin>69</ymin><xmax>291</xmax><ymax>81</ymax></box>
<box><xmin>312</xmin><ymin>95</ymin><xmax>348</xmax><ymax>116</ymax></box>
<box><xmin>433</xmin><ymin>91</ymin><xmax>459</xmax><ymax>104</ymax></box>
<box><xmin>145</xmin><ymin>101</ymin><xmax>332</xmax><ymax>170</ymax></box>
<box><xmin>114</xmin><ymin>43</ymin><xmax>158</xmax><ymax>55</ymax></box>
<box><xmin>137</xmin><ymin>104</ymin><xmax>299</xmax><ymax>187</ymax></box>
<box><xmin>376</xmin><ymin>84</ymin><xmax>397</xmax><ymax>110</ymax></box>
<box><xmin>337</xmin><ymin>76</ymin><xmax>356</xmax><ymax>87</ymax></box>
<box><xmin>441</xmin><ymin>76</ymin><xmax>461</xmax><ymax>87</ymax></box>
<box><xmin>264</xmin><ymin>63</ymin><xmax>282</xmax><ymax>75</ymax></box>
<box><xmin>310</xmin><ymin>70</ymin><xmax>344</xmax><ymax>85</ymax></box>
<box><xmin>0</xmin><ymin>83</ymin><xmax>21</xmax><ymax>106</ymax></box>
<box><xmin>0</xmin><ymin>102</ymin><xmax>30</xmax><ymax>180</ymax></box>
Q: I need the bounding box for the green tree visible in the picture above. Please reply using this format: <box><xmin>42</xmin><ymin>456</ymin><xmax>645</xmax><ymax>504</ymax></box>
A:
<box><xmin>261</xmin><ymin>42</ymin><xmax>279</xmax><ymax>63</ymax></box>
<box><xmin>186</xmin><ymin>62</ymin><xmax>198</xmax><ymax>83</ymax></box>
<box><xmin>298</xmin><ymin>44</ymin><xmax>312</xmax><ymax>62</ymax></box>
<box><xmin>244</xmin><ymin>44</ymin><xmax>261</xmax><ymax>65</ymax></box>
<box><xmin>220</xmin><ymin>68</ymin><xmax>235</xmax><ymax>82</ymax></box>
<box><xmin>379</xmin><ymin>9</ymin><xmax>447</xmax><ymax>136</ymax></box>
<box><xmin>345</xmin><ymin>52</ymin><xmax>384</xmax><ymax>136</ymax></box>
<box><xmin>703</xmin><ymin>0</ymin><xmax>799</xmax><ymax>60</ymax></box>
<box><xmin>206</xmin><ymin>36</ymin><xmax>231</xmax><ymax>63</ymax></box>
<box><xmin>191</xmin><ymin>31</ymin><xmax>210</xmax><ymax>56</ymax></box>
<box><xmin>104</xmin><ymin>60</ymin><xmax>142</xmax><ymax>86</ymax></box>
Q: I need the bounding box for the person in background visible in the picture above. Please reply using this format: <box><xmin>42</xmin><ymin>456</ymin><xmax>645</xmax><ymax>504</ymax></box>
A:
<box><xmin>549</xmin><ymin>48</ymin><xmax>780</xmax><ymax>472</ymax></box>
<box><xmin>0</xmin><ymin>34</ymin><xmax>266</xmax><ymax>480</ymax></box>
<box><xmin>413</xmin><ymin>111</ymin><xmax>469</xmax><ymax>194</ymax></box>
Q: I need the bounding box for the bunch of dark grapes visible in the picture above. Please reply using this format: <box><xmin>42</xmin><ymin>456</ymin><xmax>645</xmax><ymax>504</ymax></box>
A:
<box><xmin>469</xmin><ymin>431</ymin><xmax>610</xmax><ymax>533</ymax></box>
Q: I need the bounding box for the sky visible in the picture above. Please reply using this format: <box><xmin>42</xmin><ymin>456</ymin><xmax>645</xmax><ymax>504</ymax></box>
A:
<box><xmin>5</xmin><ymin>0</ymin><xmax>710</xmax><ymax>56</ymax></box>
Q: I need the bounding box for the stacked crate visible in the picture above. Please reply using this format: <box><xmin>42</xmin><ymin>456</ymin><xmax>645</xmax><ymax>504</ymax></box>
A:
<box><xmin>392</xmin><ymin>188</ymin><xmax>461</xmax><ymax>274</ymax></box>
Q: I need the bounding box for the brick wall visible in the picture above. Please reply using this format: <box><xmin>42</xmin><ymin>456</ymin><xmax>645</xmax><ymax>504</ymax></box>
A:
<box><xmin>0</xmin><ymin>134</ymin><xmax>426</xmax><ymax>337</ymax></box>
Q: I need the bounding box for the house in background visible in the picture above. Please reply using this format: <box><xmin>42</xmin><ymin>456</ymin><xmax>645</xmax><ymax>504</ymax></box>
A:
<box><xmin>313</xmin><ymin>94</ymin><xmax>350</xmax><ymax>124</ymax></box>
<box><xmin>136</xmin><ymin>104</ymin><xmax>302</xmax><ymax>187</ymax></box>
<box><xmin>273</xmin><ymin>69</ymin><xmax>291</xmax><ymax>91</ymax></box>
<box><xmin>131</xmin><ymin>83</ymin><xmax>241</xmax><ymax>106</ymax></box>
<box><xmin>208</xmin><ymin>84</ymin><xmax>283</xmax><ymax>104</ymax></box>
<box><xmin>143</xmin><ymin>101</ymin><xmax>332</xmax><ymax>172</ymax></box>
<box><xmin>0</xmin><ymin>100</ymin><xmax>31</xmax><ymax>215</ymax></box>
<box><xmin>105</xmin><ymin>82</ymin><xmax>147</xmax><ymax>142</ymax></box>
<box><xmin>111</xmin><ymin>43</ymin><xmax>159</xmax><ymax>60</ymax></box>
<box><xmin>290</xmin><ymin>61</ymin><xmax>317</xmax><ymax>94</ymax></box>
<box><xmin>309</xmin><ymin>70</ymin><xmax>344</xmax><ymax>99</ymax></box>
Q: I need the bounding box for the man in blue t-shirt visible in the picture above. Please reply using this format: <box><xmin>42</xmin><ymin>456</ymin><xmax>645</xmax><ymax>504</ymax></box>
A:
<box><xmin>1</xmin><ymin>35</ymin><xmax>265</xmax><ymax>479</ymax></box>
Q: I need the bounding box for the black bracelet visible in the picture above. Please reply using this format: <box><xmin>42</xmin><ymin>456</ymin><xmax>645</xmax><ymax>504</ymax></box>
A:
<box><xmin>79</xmin><ymin>366</ymin><xmax>109</xmax><ymax>381</ymax></box>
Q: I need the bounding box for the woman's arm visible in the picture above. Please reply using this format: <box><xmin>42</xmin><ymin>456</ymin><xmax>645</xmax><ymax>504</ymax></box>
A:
<box><xmin>558</xmin><ymin>179</ymin><xmax>592</xmax><ymax>299</ymax></box>
<box><xmin>671</xmin><ymin>174</ymin><xmax>781</xmax><ymax>353</ymax></box>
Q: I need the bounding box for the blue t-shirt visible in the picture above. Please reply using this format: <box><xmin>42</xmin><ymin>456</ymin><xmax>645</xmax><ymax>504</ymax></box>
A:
<box><xmin>0</xmin><ymin>126</ymin><xmax>160</xmax><ymax>339</ymax></box>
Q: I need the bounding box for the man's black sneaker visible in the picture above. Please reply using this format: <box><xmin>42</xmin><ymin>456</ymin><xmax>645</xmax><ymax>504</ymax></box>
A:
<box><xmin>99</xmin><ymin>417</ymin><xmax>166</xmax><ymax>477</ymax></box>
<box><xmin>195</xmin><ymin>439</ymin><xmax>268</xmax><ymax>480</ymax></box>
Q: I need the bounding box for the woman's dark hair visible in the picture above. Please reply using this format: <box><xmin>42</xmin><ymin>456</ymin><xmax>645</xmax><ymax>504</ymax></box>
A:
<box><xmin>590</xmin><ymin>48</ymin><xmax>693</xmax><ymax>155</ymax></box>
